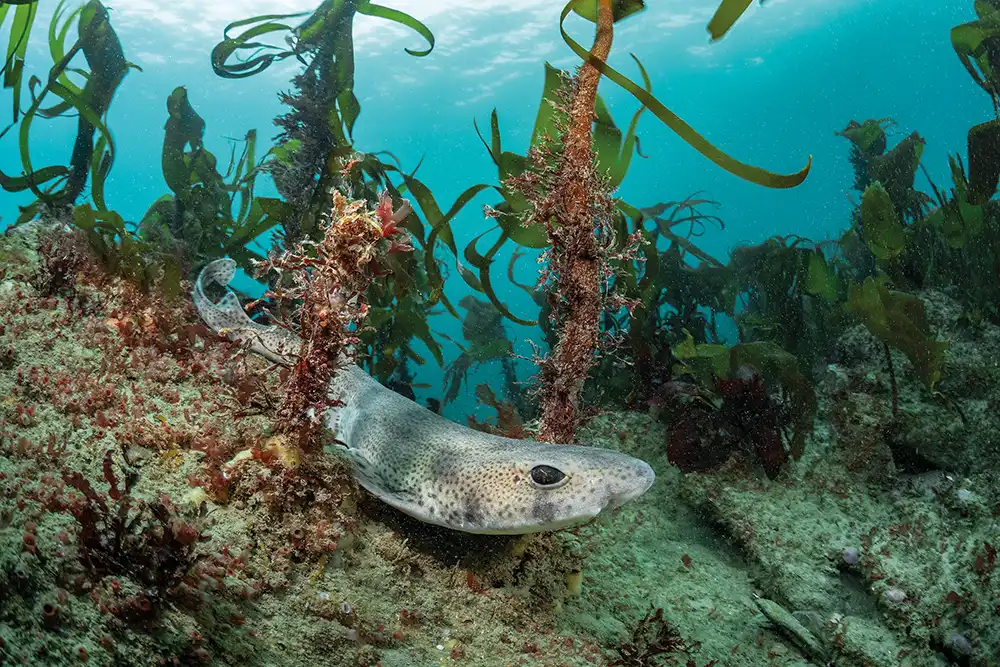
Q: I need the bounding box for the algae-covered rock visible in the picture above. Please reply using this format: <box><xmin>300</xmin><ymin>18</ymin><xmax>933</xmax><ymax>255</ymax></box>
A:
<box><xmin>667</xmin><ymin>284</ymin><xmax>1000</xmax><ymax>666</ymax></box>
<box><xmin>834</xmin><ymin>287</ymin><xmax>1000</xmax><ymax>473</ymax></box>
<box><xmin>7</xmin><ymin>222</ymin><xmax>1000</xmax><ymax>667</ymax></box>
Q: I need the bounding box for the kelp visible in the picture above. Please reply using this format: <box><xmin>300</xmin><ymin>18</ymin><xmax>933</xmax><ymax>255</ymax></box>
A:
<box><xmin>364</xmin><ymin>290</ymin><xmax>444</xmax><ymax>374</ymax></box>
<box><xmin>860</xmin><ymin>182</ymin><xmax>905</xmax><ymax>260</ymax></box>
<box><xmin>442</xmin><ymin>296</ymin><xmax>522</xmax><ymax>411</ymax></box>
<box><xmin>137</xmin><ymin>87</ymin><xmax>284</xmax><ymax>274</ymax></box>
<box><xmin>706</xmin><ymin>0</ymin><xmax>756</xmax><ymax>41</ymax></box>
<box><xmin>210</xmin><ymin>0</ymin><xmax>432</xmax><ymax>80</ymax></box>
<box><xmin>200</xmin><ymin>0</ymin><xmax>818</xmax><ymax>410</ymax></box>
<box><xmin>847</xmin><ymin>278</ymin><xmax>950</xmax><ymax>391</ymax></box>
<box><xmin>471</xmin><ymin>0</ymin><xmax>816</xmax><ymax>431</ymax></box>
<box><xmin>510</xmin><ymin>60</ymin><xmax>651</xmax><ymax>195</ymax></box>
<box><xmin>835</xmin><ymin>122</ymin><xmax>960</xmax><ymax>388</ymax></box>
<box><xmin>72</xmin><ymin>204</ymin><xmax>181</xmax><ymax>297</ymax></box>
<box><xmin>838</xmin><ymin>80</ymin><xmax>1000</xmax><ymax>321</ymax></box>
<box><xmin>456</xmin><ymin>0</ymin><xmax>817</xmax><ymax>408</ymax></box>
<box><xmin>866</xmin><ymin>132</ymin><xmax>928</xmax><ymax>220</ymax></box>
<box><xmin>523</xmin><ymin>0</ymin><xmax>622</xmax><ymax>441</ymax></box>
<box><xmin>631</xmin><ymin>198</ymin><xmax>732</xmax><ymax>321</ymax></box>
<box><xmin>951</xmin><ymin>0</ymin><xmax>1000</xmax><ymax>111</ymax></box>
<box><xmin>671</xmin><ymin>333</ymin><xmax>816</xmax><ymax>463</ymax></box>
<box><xmin>210</xmin><ymin>0</ymin><xmax>430</xmax><ymax>158</ymax></box>
<box><xmin>465</xmin><ymin>58</ymin><xmax>653</xmax><ymax>327</ymax></box>
<box><xmin>591</xmin><ymin>235</ymin><xmax>731</xmax><ymax>406</ymax></box>
<box><xmin>837</xmin><ymin>118</ymin><xmax>897</xmax><ymax>193</ymax></box>
<box><xmin>878</xmin><ymin>3</ymin><xmax>1000</xmax><ymax>321</ymax></box>
<box><xmin>211</xmin><ymin>0</ymin><xmax>433</xmax><ymax>248</ymax></box>
<box><xmin>0</xmin><ymin>2</ymin><xmax>276</xmax><ymax>297</ymax></box>
<box><xmin>560</xmin><ymin>0</ymin><xmax>811</xmax><ymax>189</ymax></box>
<box><xmin>836</xmin><ymin>121</ymin><xmax>1000</xmax><ymax>328</ymax></box>
<box><xmin>805</xmin><ymin>250</ymin><xmax>841</xmax><ymax>302</ymax></box>
<box><xmin>0</xmin><ymin>0</ymin><xmax>37</xmax><ymax>127</ymax></box>
<box><xmin>397</xmin><ymin>171</ymin><xmax>492</xmax><ymax>321</ymax></box>
<box><xmin>317</xmin><ymin>168</ymin><xmax>448</xmax><ymax>383</ymax></box>
<box><xmin>968</xmin><ymin>119</ymin><xmax>1000</xmax><ymax>203</ymax></box>
<box><xmin>729</xmin><ymin>235</ymin><xmax>847</xmax><ymax>370</ymax></box>
<box><xmin>924</xmin><ymin>155</ymin><xmax>985</xmax><ymax>250</ymax></box>
<box><xmin>639</xmin><ymin>195</ymin><xmax>725</xmax><ymax>268</ymax></box>
<box><xmin>837</xmin><ymin>118</ymin><xmax>895</xmax><ymax>155</ymax></box>
<box><xmin>837</xmin><ymin>128</ymin><xmax>907</xmax><ymax>249</ymax></box>
<box><xmin>208</xmin><ymin>0</ymin><xmax>453</xmax><ymax>386</ymax></box>
<box><xmin>0</xmin><ymin>0</ymin><xmax>136</xmax><ymax>214</ymax></box>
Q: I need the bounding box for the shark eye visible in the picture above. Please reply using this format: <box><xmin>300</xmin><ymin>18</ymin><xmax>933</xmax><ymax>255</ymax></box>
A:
<box><xmin>530</xmin><ymin>465</ymin><xmax>566</xmax><ymax>487</ymax></box>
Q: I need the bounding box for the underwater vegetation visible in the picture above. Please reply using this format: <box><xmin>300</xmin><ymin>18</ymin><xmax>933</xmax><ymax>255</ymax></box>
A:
<box><xmin>1</xmin><ymin>0</ymin><xmax>1000</xmax><ymax>665</ymax></box>
<box><xmin>0</xmin><ymin>0</ymin><xmax>816</xmax><ymax>436</ymax></box>
<box><xmin>250</xmin><ymin>190</ymin><xmax>416</xmax><ymax>456</ymax></box>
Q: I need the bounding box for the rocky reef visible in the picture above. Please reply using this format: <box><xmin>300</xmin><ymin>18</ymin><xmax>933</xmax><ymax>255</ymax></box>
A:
<box><xmin>2</xmin><ymin>209</ymin><xmax>998</xmax><ymax>667</ymax></box>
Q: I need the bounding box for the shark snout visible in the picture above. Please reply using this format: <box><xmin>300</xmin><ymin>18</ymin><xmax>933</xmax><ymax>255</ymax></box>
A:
<box><xmin>603</xmin><ymin>458</ymin><xmax>656</xmax><ymax>511</ymax></box>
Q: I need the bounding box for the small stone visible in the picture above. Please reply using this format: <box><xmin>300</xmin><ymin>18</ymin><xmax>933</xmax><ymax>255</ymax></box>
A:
<box><xmin>949</xmin><ymin>633</ymin><xmax>973</xmax><ymax>656</ymax></box>
<box><xmin>883</xmin><ymin>588</ymin><xmax>907</xmax><ymax>604</ymax></box>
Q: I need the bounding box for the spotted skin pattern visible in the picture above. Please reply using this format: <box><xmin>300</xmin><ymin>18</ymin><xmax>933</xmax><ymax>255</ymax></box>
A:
<box><xmin>194</xmin><ymin>259</ymin><xmax>656</xmax><ymax>534</ymax></box>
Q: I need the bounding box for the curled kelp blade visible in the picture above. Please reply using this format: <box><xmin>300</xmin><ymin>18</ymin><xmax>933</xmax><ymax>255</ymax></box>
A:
<box><xmin>392</xmin><ymin>166</ymin><xmax>492</xmax><ymax>319</ymax></box>
<box><xmin>0</xmin><ymin>0</ymin><xmax>37</xmax><ymax>126</ymax></box>
<box><xmin>355</xmin><ymin>2</ymin><xmax>434</xmax><ymax>56</ymax></box>
<box><xmin>210</xmin><ymin>12</ymin><xmax>305</xmax><ymax>79</ymax></box>
<box><xmin>212</xmin><ymin>1</ymin><xmax>432</xmax><ymax>79</ymax></box>
<box><xmin>560</xmin><ymin>0</ymin><xmax>810</xmax><ymax>189</ymax></box>
<box><xmin>507</xmin><ymin>249</ymin><xmax>537</xmax><ymax>299</ymax></box>
<box><xmin>464</xmin><ymin>228</ymin><xmax>538</xmax><ymax>327</ymax></box>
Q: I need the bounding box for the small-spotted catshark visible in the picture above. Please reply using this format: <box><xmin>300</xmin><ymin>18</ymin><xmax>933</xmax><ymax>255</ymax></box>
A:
<box><xmin>194</xmin><ymin>258</ymin><xmax>655</xmax><ymax>534</ymax></box>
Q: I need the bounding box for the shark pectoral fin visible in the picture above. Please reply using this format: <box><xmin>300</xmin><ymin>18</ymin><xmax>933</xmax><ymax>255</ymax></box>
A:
<box><xmin>334</xmin><ymin>446</ymin><xmax>424</xmax><ymax>516</ymax></box>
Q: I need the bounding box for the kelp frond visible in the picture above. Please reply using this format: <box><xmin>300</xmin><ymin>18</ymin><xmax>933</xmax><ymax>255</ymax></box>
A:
<box><xmin>560</xmin><ymin>0</ymin><xmax>811</xmax><ymax>189</ymax></box>
<box><xmin>0</xmin><ymin>0</ymin><xmax>137</xmax><ymax>217</ymax></box>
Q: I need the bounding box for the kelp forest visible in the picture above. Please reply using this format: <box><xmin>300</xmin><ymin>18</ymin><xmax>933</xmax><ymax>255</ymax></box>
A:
<box><xmin>1</xmin><ymin>0</ymin><xmax>1000</xmax><ymax>665</ymax></box>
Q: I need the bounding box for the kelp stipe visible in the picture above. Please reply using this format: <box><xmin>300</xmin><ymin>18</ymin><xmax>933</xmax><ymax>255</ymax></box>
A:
<box><xmin>561</xmin><ymin>0</ymin><xmax>812</xmax><ymax>189</ymax></box>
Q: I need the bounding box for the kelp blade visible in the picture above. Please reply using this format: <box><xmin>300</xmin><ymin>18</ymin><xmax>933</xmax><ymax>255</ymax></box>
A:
<box><xmin>559</xmin><ymin>0</ymin><xmax>811</xmax><ymax>189</ymax></box>
<box><xmin>707</xmin><ymin>0</ymin><xmax>754</xmax><ymax>41</ymax></box>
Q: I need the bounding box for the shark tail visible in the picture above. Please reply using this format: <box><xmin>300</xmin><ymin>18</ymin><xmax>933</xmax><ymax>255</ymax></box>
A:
<box><xmin>193</xmin><ymin>258</ymin><xmax>300</xmax><ymax>364</ymax></box>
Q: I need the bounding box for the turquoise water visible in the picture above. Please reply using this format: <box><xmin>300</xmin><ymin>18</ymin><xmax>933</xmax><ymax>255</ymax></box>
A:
<box><xmin>1</xmin><ymin>0</ymin><xmax>980</xmax><ymax>248</ymax></box>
